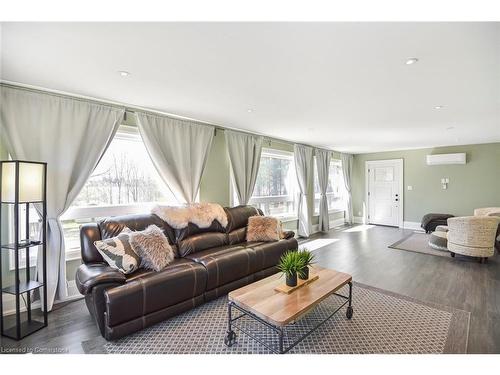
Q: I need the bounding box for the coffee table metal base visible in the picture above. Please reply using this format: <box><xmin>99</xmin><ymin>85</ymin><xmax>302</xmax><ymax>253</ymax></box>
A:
<box><xmin>224</xmin><ymin>281</ymin><xmax>353</xmax><ymax>354</ymax></box>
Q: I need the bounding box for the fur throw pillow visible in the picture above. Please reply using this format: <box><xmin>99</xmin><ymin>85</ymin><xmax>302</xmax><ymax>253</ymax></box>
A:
<box><xmin>94</xmin><ymin>228</ymin><xmax>140</xmax><ymax>274</ymax></box>
<box><xmin>246</xmin><ymin>216</ymin><xmax>282</xmax><ymax>242</ymax></box>
<box><xmin>129</xmin><ymin>225</ymin><xmax>175</xmax><ymax>272</ymax></box>
<box><xmin>152</xmin><ymin>203</ymin><xmax>228</xmax><ymax>229</ymax></box>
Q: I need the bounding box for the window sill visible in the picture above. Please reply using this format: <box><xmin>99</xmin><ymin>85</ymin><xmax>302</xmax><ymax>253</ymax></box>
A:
<box><xmin>66</xmin><ymin>249</ymin><xmax>81</xmax><ymax>262</ymax></box>
<box><xmin>313</xmin><ymin>209</ymin><xmax>345</xmax><ymax>216</ymax></box>
<box><xmin>278</xmin><ymin>216</ymin><xmax>298</xmax><ymax>223</ymax></box>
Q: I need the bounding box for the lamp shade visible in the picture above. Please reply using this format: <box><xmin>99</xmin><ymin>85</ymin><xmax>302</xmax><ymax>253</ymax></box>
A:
<box><xmin>1</xmin><ymin>161</ymin><xmax>45</xmax><ymax>203</ymax></box>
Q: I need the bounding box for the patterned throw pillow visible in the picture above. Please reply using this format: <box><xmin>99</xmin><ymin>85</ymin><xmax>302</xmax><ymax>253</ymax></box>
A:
<box><xmin>94</xmin><ymin>228</ymin><xmax>140</xmax><ymax>274</ymax></box>
<box><xmin>129</xmin><ymin>225</ymin><xmax>175</xmax><ymax>272</ymax></box>
<box><xmin>246</xmin><ymin>216</ymin><xmax>282</xmax><ymax>242</ymax></box>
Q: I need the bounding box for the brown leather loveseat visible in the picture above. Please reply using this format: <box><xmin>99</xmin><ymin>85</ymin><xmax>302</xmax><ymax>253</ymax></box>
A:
<box><xmin>75</xmin><ymin>205</ymin><xmax>298</xmax><ymax>340</ymax></box>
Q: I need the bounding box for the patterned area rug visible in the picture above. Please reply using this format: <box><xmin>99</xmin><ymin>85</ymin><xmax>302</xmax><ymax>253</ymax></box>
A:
<box><xmin>82</xmin><ymin>283</ymin><xmax>469</xmax><ymax>354</ymax></box>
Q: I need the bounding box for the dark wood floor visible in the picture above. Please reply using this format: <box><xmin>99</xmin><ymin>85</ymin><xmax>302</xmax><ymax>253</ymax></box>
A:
<box><xmin>1</xmin><ymin>224</ymin><xmax>499</xmax><ymax>353</ymax></box>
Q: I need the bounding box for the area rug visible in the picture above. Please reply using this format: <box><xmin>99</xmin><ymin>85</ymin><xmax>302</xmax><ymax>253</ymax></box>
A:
<box><xmin>81</xmin><ymin>283</ymin><xmax>469</xmax><ymax>354</ymax></box>
<box><xmin>388</xmin><ymin>231</ymin><xmax>451</xmax><ymax>258</ymax></box>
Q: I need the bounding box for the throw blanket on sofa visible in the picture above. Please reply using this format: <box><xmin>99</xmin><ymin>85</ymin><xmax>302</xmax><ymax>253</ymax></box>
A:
<box><xmin>152</xmin><ymin>203</ymin><xmax>228</xmax><ymax>229</ymax></box>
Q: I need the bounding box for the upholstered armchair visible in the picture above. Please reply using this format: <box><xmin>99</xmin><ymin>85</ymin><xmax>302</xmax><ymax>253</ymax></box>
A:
<box><xmin>474</xmin><ymin>207</ymin><xmax>500</xmax><ymax>217</ymax></box>
<box><xmin>447</xmin><ymin>216</ymin><xmax>500</xmax><ymax>262</ymax></box>
<box><xmin>474</xmin><ymin>207</ymin><xmax>500</xmax><ymax>250</ymax></box>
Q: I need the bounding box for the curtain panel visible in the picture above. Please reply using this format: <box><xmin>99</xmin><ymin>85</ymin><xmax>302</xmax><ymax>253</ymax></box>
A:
<box><xmin>225</xmin><ymin>130</ymin><xmax>263</xmax><ymax>205</ymax></box>
<box><xmin>294</xmin><ymin>144</ymin><xmax>313</xmax><ymax>237</ymax></box>
<box><xmin>137</xmin><ymin>113</ymin><xmax>214</xmax><ymax>204</ymax></box>
<box><xmin>0</xmin><ymin>86</ymin><xmax>124</xmax><ymax>310</ymax></box>
<box><xmin>341</xmin><ymin>153</ymin><xmax>354</xmax><ymax>225</ymax></box>
<box><xmin>315</xmin><ymin>148</ymin><xmax>333</xmax><ymax>232</ymax></box>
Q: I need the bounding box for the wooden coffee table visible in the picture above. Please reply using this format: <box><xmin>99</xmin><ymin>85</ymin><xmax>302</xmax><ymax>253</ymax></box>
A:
<box><xmin>224</xmin><ymin>266</ymin><xmax>353</xmax><ymax>353</ymax></box>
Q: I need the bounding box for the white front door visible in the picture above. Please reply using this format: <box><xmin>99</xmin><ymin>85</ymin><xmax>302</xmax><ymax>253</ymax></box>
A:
<box><xmin>366</xmin><ymin>159</ymin><xmax>403</xmax><ymax>227</ymax></box>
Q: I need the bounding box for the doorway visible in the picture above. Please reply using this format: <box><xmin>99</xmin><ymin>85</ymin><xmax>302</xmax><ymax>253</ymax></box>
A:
<box><xmin>365</xmin><ymin>159</ymin><xmax>403</xmax><ymax>227</ymax></box>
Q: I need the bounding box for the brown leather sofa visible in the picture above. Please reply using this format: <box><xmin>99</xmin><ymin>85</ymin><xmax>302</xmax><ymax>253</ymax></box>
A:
<box><xmin>75</xmin><ymin>205</ymin><xmax>298</xmax><ymax>340</ymax></box>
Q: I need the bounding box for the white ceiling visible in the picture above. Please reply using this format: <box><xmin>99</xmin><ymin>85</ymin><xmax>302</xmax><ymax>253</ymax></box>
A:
<box><xmin>1</xmin><ymin>22</ymin><xmax>499</xmax><ymax>153</ymax></box>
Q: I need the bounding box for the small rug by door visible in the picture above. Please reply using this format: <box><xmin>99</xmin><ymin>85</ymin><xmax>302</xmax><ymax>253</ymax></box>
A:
<box><xmin>81</xmin><ymin>283</ymin><xmax>469</xmax><ymax>354</ymax></box>
<box><xmin>388</xmin><ymin>232</ymin><xmax>451</xmax><ymax>258</ymax></box>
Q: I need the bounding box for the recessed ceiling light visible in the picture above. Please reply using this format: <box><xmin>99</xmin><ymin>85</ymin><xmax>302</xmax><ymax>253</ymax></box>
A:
<box><xmin>435</xmin><ymin>105</ymin><xmax>444</xmax><ymax>110</ymax></box>
<box><xmin>405</xmin><ymin>58</ymin><xmax>419</xmax><ymax>65</ymax></box>
<box><xmin>247</xmin><ymin>109</ymin><xmax>253</xmax><ymax>113</ymax></box>
<box><xmin>118</xmin><ymin>70</ymin><xmax>131</xmax><ymax>77</ymax></box>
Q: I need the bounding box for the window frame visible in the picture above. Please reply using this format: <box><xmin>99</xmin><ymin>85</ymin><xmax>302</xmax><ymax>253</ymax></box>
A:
<box><xmin>245</xmin><ymin>147</ymin><xmax>298</xmax><ymax>221</ymax></box>
<box><xmin>313</xmin><ymin>157</ymin><xmax>346</xmax><ymax>216</ymax></box>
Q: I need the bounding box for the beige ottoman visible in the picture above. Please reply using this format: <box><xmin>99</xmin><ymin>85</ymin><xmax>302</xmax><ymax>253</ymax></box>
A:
<box><xmin>435</xmin><ymin>225</ymin><xmax>449</xmax><ymax>233</ymax></box>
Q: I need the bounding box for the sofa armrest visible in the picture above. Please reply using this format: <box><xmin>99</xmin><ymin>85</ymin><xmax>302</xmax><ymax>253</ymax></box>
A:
<box><xmin>282</xmin><ymin>230</ymin><xmax>295</xmax><ymax>240</ymax></box>
<box><xmin>75</xmin><ymin>263</ymin><xmax>126</xmax><ymax>295</ymax></box>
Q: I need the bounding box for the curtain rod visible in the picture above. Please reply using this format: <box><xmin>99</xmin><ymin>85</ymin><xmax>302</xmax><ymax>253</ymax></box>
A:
<box><xmin>0</xmin><ymin>81</ymin><xmax>338</xmax><ymax>153</ymax></box>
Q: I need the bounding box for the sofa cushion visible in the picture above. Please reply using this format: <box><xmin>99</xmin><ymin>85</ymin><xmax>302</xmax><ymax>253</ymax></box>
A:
<box><xmin>185</xmin><ymin>245</ymin><xmax>257</xmax><ymax>290</ymax></box>
<box><xmin>99</xmin><ymin>213</ymin><xmax>175</xmax><ymax>240</ymax></box>
<box><xmin>98</xmin><ymin>213</ymin><xmax>178</xmax><ymax>256</ymax></box>
<box><xmin>175</xmin><ymin>221</ymin><xmax>226</xmax><ymax>243</ymax></box>
<box><xmin>177</xmin><ymin>232</ymin><xmax>228</xmax><ymax>257</ymax></box>
<box><xmin>246</xmin><ymin>238</ymin><xmax>298</xmax><ymax>270</ymax></box>
<box><xmin>104</xmin><ymin>258</ymin><xmax>206</xmax><ymax>327</ymax></box>
<box><xmin>224</xmin><ymin>205</ymin><xmax>260</xmax><ymax>232</ymax></box>
<box><xmin>228</xmin><ymin>227</ymin><xmax>247</xmax><ymax>245</ymax></box>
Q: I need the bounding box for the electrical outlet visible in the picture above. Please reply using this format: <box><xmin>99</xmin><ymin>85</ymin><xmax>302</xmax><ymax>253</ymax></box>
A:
<box><xmin>441</xmin><ymin>177</ymin><xmax>449</xmax><ymax>190</ymax></box>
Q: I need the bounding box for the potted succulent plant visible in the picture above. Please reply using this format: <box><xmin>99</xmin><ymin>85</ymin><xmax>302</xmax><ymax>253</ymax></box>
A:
<box><xmin>297</xmin><ymin>249</ymin><xmax>315</xmax><ymax>280</ymax></box>
<box><xmin>277</xmin><ymin>251</ymin><xmax>301</xmax><ymax>287</ymax></box>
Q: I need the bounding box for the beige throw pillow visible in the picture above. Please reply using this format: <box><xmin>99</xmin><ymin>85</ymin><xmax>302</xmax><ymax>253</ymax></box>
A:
<box><xmin>246</xmin><ymin>216</ymin><xmax>282</xmax><ymax>242</ymax></box>
<box><xmin>129</xmin><ymin>225</ymin><xmax>175</xmax><ymax>272</ymax></box>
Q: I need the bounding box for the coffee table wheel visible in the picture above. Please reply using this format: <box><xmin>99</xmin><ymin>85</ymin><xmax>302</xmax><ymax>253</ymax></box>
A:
<box><xmin>346</xmin><ymin>306</ymin><xmax>354</xmax><ymax>320</ymax></box>
<box><xmin>224</xmin><ymin>331</ymin><xmax>237</xmax><ymax>347</ymax></box>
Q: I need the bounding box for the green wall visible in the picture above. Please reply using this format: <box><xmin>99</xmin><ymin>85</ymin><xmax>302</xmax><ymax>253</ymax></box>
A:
<box><xmin>352</xmin><ymin>142</ymin><xmax>500</xmax><ymax>223</ymax></box>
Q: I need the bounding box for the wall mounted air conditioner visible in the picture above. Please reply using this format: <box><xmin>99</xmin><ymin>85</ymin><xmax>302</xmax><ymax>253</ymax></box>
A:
<box><xmin>426</xmin><ymin>153</ymin><xmax>466</xmax><ymax>166</ymax></box>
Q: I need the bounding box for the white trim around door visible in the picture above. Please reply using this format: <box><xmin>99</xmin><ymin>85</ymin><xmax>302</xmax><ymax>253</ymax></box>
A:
<box><xmin>365</xmin><ymin>159</ymin><xmax>404</xmax><ymax>228</ymax></box>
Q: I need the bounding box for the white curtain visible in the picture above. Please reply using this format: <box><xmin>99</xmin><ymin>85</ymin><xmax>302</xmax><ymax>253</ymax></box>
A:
<box><xmin>341</xmin><ymin>153</ymin><xmax>354</xmax><ymax>225</ymax></box>
<box><xmin>225</xmin><ymin>130</ymin><xmax>263</xmax><ymax>205</ymax></box>
<box><xmin>0</xmin><ymin>86</ymin><xmax>124</xmax><ymax>310</ymax></box>
<box><xmin>294</xmin><ymin>144</ymin><xmax>313</xmax><ymax>237</ymax></box>
<box><xmin>137</xmin><ymin>113</ymin><xmax>214</xmax><ymax>203</ymax></box>
<box><xmin>316</xmin><ymin>149</ymin><xmax>333</xmax><ymax>232</ymax></box>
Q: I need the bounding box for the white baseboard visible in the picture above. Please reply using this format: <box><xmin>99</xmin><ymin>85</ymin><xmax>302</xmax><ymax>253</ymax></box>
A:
<box><xmin>353</xmin><ymin>216</ymin><xmax>365</xmax><ymax>224</ymax></box>
<box><xmin>2</xmin><ymin>279</ymin><xmax>81</xmax><ymax>316</ymax></box>
<box><xmin>311</xmin><ymin>223</ymin><xmax>320</xmax><ymax>234</ymax></box>
<box><xmin>403</xmin><ymin>221</ymin><xmax>422</xmax><ymax>230</ymax></box>
<box><xmin>330</xmin><ymin>218</ymin><xmax>346</xmax><ymax>228</ymax></box>
<box><xmin>311</xmin><ymin>218</ymin><xmax>346</xmax><ymax>234</ymax></box>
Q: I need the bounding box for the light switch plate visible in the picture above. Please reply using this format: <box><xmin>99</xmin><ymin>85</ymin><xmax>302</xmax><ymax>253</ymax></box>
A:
<box><xmin>407</xmin><ymin>185</ymin><xmax>413</xmax><ymax>191</ymax></box>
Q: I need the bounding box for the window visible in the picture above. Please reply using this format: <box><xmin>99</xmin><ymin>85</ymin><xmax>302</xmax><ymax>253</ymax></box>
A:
<box><xmin>313</xmin><ymin>158</ymin><xmax>346</xmax><ymax>215</ymax></box>
<box><xmin>245</xmin><ymin>149</ymin><xmax>298</xmax><ymax>219</ymax></box>
<box><xmin>60</xmin><ymin>125</ymin><xmax>177</xmax><ymax>258</ymax></box>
